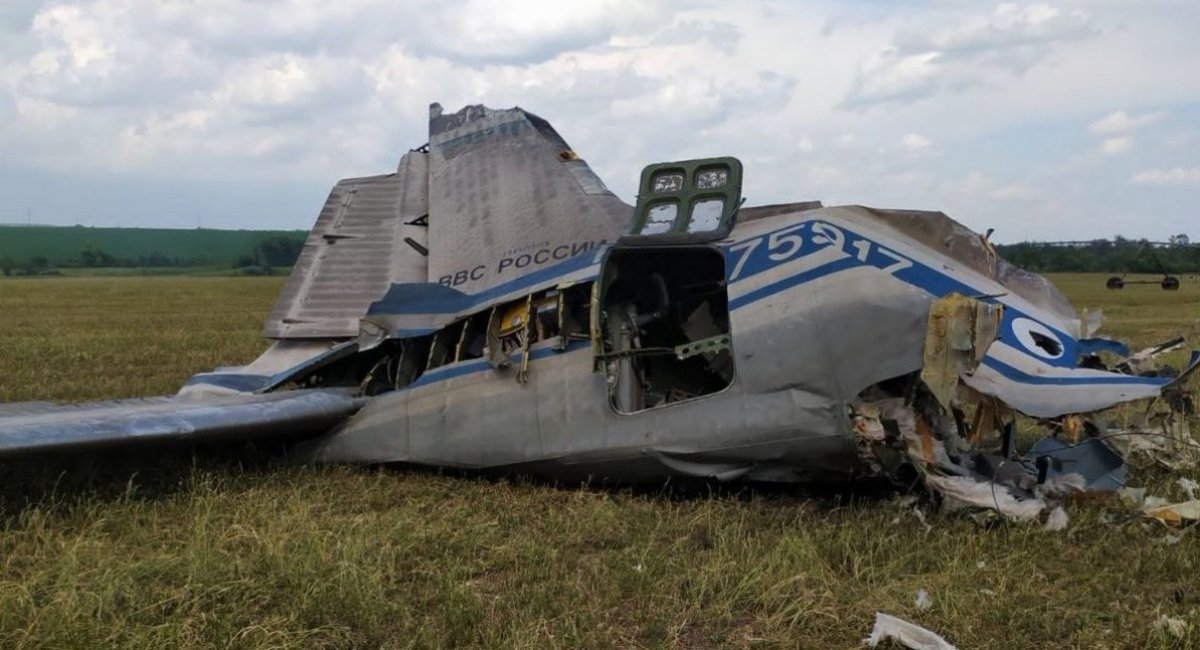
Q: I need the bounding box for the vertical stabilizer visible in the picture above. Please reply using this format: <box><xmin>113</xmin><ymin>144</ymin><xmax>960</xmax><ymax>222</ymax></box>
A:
<box><xmin>426</xmin><ymin>104</ymin><xmax>631</xmax><ymax>295</ymax></box>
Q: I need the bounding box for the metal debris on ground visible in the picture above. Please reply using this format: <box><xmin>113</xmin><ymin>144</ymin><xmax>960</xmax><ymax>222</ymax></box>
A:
<box><xmin>1144</xmin><ymin>500</ymin><xmax>1200</xmax><ymax>527</ymax></box>
<box><xmin>850</xmin><ymin>293</ymin><xmax>1200</xmax><ymax>526</ymax></box>
<box><xmin>1111</xmin><ymin>487</ymin><xmax>1200</xmax><ymax>527</ymax></box>
<box><xmin>1154</xmin><ymin>614</ymin><xmax>1188</xmax><ymax>640</ymax></box>
<box><xmin>865</xmin><ymin>613</ymin><xmax>959</xmax><ymax>650</ymax></box>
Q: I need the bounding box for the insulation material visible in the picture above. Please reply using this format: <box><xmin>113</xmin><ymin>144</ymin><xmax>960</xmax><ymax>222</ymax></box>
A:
<box><xmin>920</xmin><ymin>293</ymin><xmax>1003</xmax><ymax>409</ymax></box>
<box><xmin>923</xmin><ymin>474</ymin><xmax>1046</xmax><ymax>522</ymax></box>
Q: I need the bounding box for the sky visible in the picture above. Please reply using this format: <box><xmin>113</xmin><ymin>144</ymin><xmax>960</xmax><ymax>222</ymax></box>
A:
<box><xmin>0</xmin><ymin>0</ymin><xmax>1197</xmax><ymax>242</ymax></box>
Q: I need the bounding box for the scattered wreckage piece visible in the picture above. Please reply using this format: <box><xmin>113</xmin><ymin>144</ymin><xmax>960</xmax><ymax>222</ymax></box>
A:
<box><xmin>1144</xmin><ymin>500</ymin><xmax>1200</xmax><ymax>526</ymax></box>
<box><xmin>852</xmin><ymin>292</ymin><xmax>1199</xmax><ymax>524</ymax></box>
<box><xmin>1119</xmin><ymin>487</ymin><xmax>1200</xmax><ymax>527</ymax></box>
<box><xmin>865</xmin><ymin>613</ymin><xmax>959</xmax><ymax>650</ymax></box>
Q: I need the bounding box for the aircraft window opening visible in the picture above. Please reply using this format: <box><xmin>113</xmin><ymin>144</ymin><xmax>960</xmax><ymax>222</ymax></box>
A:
<box><xmin>642</xmin><ymin>202</ymin><xmax>678</xmax><ymax>235</ymax></box>
<box><xmin>627</xmin><ymin>157</ymin><xmax>741</xmax><ymax>241</ymax></box>
<box><xmin>598</xmin><ymin>247</ymin><xmax>733</xmax><ymax>413</ymax></box>
<box><xmin>533</xmin><ymin>291</ymin><xmax>561</xmax><ymax>343</ymax></box>
<box><xmin>695</xmin><ymin>167</ymin><xmax>729</xmax><ymax>189</ymax></box>
<box><xmin>427</xmin><ymin>321</ymin><xmax>465</xmax><ymax>370</ymax></box>
<box><xmin>687</xmin><ymin>197</ymin><xmax>725</xmax><ymax>233</ymax></box>
<box><xmin>355</xmin><ymin>338</ymin><xmax>428</xmax><ymax>395</ymax></box>
<box><xmin>652</xmin><ymin>171</ymin><xmax>685</xmax><ymax>193</ymax></box>
<box><xmin>558</xmin><ymin>283</ymin><xmax>593</xmax><ymax>349</ymax></box>
<box><xmin>456</xmin><ymin>312</ymin><xmax>489</xmax><ymax>362</ymax></box>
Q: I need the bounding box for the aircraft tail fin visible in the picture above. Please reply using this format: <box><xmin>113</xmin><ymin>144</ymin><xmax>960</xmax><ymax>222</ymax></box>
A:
<box><xmin>424</xmin><ymin>103</ymin><xmax>631</xmax><ymax>295</ymax></box>
<box><xmin>262</xmin><ymin>103</ymin><xmax>631</xmax><ymax>340</ymax></box>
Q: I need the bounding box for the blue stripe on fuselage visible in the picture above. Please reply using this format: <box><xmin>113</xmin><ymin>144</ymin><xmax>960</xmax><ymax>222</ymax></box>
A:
<box><xmin>722</xmin><ymin>219</ymin><xmax>1083</xmax><ymax>368</ymax></box>
<box><xmin>387</xmin><ymin>215</ymin><xmax>1173</xmax><ymax>393</ymax></box>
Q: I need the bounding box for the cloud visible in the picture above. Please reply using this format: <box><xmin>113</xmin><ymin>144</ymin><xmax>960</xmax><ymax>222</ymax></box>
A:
<box><xmin>0</xmin><ymin>0</ymin><xmax>40</xmax><ymax>34</ymax></box>
<box><xmin>0</xmin><ymin>0</ymin><xmax>1196</xmax><ymax>238</ymax></box>
<box><xmin>1089</xmin><ymin>109</ymin><xmax>1163</xmax><ymax>134</ymax></box>
<box><xmin>1131</xmin><ymin>167</ymin><xmax>1200</xmax><ymax>186</ymax></box>
<box><xmin>946</xmin><ymin>171</ymin><xmax>1037</xmax><ymax>202</ymax></box>
<box><xmin>901</xmin><ymin>133</ymin><xmax>931</xmax><ymax>151</ymax></box>
<box><xmin>406</xmin><ymin>0</ymin><xmax>662</xmax><ymax>65</ymax></box>
<box><xmin>1100</xmin><ymin>136</ymin><xmax>1132</xmax><ymax>155</ymax></box>
<box><xmin>843</xmin><ymin>2</ymin><xmax>1095</xmax><ymax>108</ymax></box>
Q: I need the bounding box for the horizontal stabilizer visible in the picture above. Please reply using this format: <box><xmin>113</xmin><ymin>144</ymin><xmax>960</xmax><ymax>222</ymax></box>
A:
<box><xmin>264</xmin><ymin>152</ymin><xmax>430</xmax><ymax>339</ymax></box>
<box><xmin>0</xmin><ymin>389</ymin><xmax>366</xmax><ymax>459</ymax></box>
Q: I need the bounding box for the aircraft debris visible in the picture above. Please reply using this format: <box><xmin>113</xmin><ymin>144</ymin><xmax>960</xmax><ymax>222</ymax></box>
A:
<box><xmin>1044</xmin><ymin>505</ymin><xmax>1069</xmax><ymax>532</ymax></box>
<box><xmin>914</xmin><ymin>589</ymin><xmax>933</xmax><ymax>612</ymax></box>
<box><xmin>0</xmin><ymin>101</ymin><xmax>1197</xmax><ymax>524</ymax></box>
<box><xmin>1178</xmin><ymin>477</ymin><xmax>1199</xmax><ymax>500</ymax></box>
<box><xmin>1144</xmin><ymin>500</ymin><xmax>1200</xmax><ymax>527</ymax></box>
<box><xmin>1109</xmin><ymin>421</ymin><xmax>1199</xmax><ymax>471</ymax></box>
<box><xmin>1117</xmin><ymin>337</ymin><xmax>1187</xmax><ymax>376</ymax></box>
<box><xmin>1114</xmin><ymin>487</ymin><xmax>1200</xmax><ymax>527</ymax></box>
<box><xmin>920</xmin><ymin>293</ymin><xmax>1003</xmax><ymax>410</ymax></box>
<box><xmin>865</xmin><ymin>613</ymin><xmax>959</xmax><ymax>650</ymax></box>
<box><xmin>1154</xmin><ymin>614</ymin><xmax>1189</xmax><ymax>640</ymax></box>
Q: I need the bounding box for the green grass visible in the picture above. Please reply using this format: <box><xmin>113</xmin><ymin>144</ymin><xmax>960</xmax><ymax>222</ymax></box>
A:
<box><xmin>0</xmin><ymin>225</ymin><xmax>304</xmax><ymax>268</ymax></box>
<box><xmin>0</xmin><ymin>274</ymin><xmax>1198</xmax><ymax>649</ymax></box>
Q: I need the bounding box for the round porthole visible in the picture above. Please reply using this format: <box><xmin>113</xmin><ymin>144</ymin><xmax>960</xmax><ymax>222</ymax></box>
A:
<box><xmin>1011</xmin><ymin>317</ymin><xmax>1065</xmax><ymax>360</ymax></box>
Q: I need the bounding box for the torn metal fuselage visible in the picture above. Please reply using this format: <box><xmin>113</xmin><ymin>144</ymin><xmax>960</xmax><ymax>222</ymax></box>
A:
<box><xmin>2</xmin><ymin>103</ymin><xmax>1196</xmax><ymax>518</ymax></box>
<box><xmin>302</xmin><ymin>203</ymin><xmax>1198</xmax><ymax>504</ymax></box>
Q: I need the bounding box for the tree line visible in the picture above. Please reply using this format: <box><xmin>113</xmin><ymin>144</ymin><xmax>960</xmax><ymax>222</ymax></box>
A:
<box><xmin>3</xmin><ymin>233</ymin><xmax>1196</xmax><ymax>277</ymax></box>
<box><xmin>995</xmin><ymin>237</ymin><xmax>1200</xmax><ymax>274</ymax></box>
<box><xmin>0</xmin><ymin>235</ymin><xmax>305</xmax><ymax>276</ymax></box>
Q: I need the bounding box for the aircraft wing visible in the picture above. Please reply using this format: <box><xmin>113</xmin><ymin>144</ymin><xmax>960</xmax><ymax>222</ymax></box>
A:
<box><xmin>0</xmin><ymin>389</ymin><xmax>366</xmax><ymax>459</ymax></box>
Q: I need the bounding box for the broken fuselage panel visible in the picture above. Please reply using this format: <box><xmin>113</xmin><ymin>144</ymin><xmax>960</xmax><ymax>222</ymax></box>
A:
<box><xmin>2</xmin><ymin>104</ymin><xmax>1195</xmax><ymax>505</ymax></box>
<box><xmin>298</xmin><ymin>197</ymin><xmax>1198</xmax><ymax>488</ymax></box>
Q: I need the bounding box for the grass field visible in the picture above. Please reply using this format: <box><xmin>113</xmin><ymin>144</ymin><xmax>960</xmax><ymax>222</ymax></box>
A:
<box><xmin>0</xmin><ymin>274</ymin><xmax>1198</xmax><ymax>649</ymax></box>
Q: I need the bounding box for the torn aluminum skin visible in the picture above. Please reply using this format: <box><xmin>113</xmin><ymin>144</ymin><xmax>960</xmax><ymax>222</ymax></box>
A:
<box><xmin>1</xmin><ymin>102</ymin><xmax>1196</xmax><ymax>524</ymax></box>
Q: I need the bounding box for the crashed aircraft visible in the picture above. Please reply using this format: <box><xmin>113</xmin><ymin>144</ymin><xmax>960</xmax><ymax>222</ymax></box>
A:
<box><xmin>2</xmin><ymin>103</ymin><xmax>1197</xmax><ymax>520</ymax></box>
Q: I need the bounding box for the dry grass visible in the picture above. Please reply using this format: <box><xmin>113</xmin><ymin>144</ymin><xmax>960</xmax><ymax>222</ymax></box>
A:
<box><xmin>0</xmin><ymin>274</ymin><xmax>1198</xmax><ymax>649</ymax></box>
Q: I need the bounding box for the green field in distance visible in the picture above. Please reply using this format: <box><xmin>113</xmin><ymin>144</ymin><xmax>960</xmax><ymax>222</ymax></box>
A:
<box><xmin>0</xmin><ymin>225</ymin><xmax>306</xmax><ymax>268</ymax></box>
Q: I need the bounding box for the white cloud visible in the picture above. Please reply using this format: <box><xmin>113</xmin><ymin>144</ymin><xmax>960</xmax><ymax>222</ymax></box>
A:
<box><xmin>1089</xmin><ymin>109</ymin><xmax>1163</xmax><ymax>134</ymax></box>
<box><xmin>0</xmin><ymin>0</ymin><xmax>1196</xmax><ymax>238</ymax></box>
<box><xmin>1100</xmin><ymin>136</ymin><xmax>1132</xmax><ymax>155</ymax></box>
<box><xmin>901</xmin><ymin>133</ymin><xmax>931</xmax><ymax>151</ymax></box>
<box><xmin>946</xmin><ymin>171</ymin><xmax>1036</xmax><ymax>202</ymax></box>
<box><xmin>844</xmin><ymin>2</ymin><xmax>1095</xmax><ymax>108</ymax></box>
<box><xmin>848</xmin><ymin>49</ymin><xmax>941</xmax><ymax>106</ymax></box>
<box><xmin>1131</xmin><ymin>167</ymin><xmax>1200</xmax><ymax>186</ymax></box>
